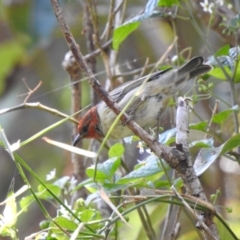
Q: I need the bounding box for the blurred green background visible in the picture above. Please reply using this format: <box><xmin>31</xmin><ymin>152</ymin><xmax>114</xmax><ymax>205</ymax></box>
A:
<box><xmin>0</xmin><ymin>0</ymin><xmax>240</xmax><ymax>239</ymax></box>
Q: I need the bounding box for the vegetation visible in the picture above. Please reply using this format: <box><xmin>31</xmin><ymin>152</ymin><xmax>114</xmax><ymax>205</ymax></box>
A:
<box><xmin>0</xmin><ymin>0</ymin><xmax>240</xmax><ymax>239</ymax></box>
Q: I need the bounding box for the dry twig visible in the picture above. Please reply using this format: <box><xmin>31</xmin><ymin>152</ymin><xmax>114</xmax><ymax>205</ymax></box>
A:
<box><xmin>18</xmin><ymin>79</ymin><xmax>42</xmax><ymax>103</ymax></box>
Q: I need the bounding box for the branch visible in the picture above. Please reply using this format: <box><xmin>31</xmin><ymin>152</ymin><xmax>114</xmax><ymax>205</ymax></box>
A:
<box><xmin>62</xmin><ymin>32</ymin><xmax>87</xmax><ymax>197</ymax></box>
<box><xmin>0</xmin><ymin>102</ymin><xmax>78</xmax><ymax>124</ymax></box>
<box><xmin>174</xmin><ymin>97</ymin><xmax>219</xmax><ymax>239</ymax></box>
<box><xmin>51</xmin><ymin>0</ymin><xmax>219</xmax><ymax>237</ymax></box>
<box><xmin>82</xmin><ymin>0</ymin><xmax>99</xmax><ymax>105</ymax></box>
<box><xmin>18</xmin><ymin>80</ymin><xmax>42</xmax><ymax>103</ymax></box>
<box><xmin>51</xmin><ymin>0</ymin><xmax>156</xmax><ymax>146</ymax></box>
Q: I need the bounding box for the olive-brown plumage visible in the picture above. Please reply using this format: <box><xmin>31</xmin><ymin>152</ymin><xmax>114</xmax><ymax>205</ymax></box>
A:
<box><xmin>73</xmin><ymin>56</ymin><xmax>211</xmax><ymax>146</ymax></box>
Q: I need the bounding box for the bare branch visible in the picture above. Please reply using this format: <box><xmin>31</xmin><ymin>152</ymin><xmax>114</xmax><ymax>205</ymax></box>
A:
<box><xmin>18</xmin><ymin>80</ymin><xmax>42</xmax><ymax>103</ymax></box>
<box><xmin>62</xmin><ymin>31</ymin><xmax>86</xmax><ymax>197</ymax></box>
<box><xmin>51</xmin><ymin>1</ymin><xmax>218</xmax><ymax>237</ymax></box>
<box><xmin>0</xmin><ymin>102</ymin><xmax>78</xmax><ymax>124</ymax></box>
<box><xmin>171</xmin><ymin>186</ymin><xmax>218</xmax><ymax>240</ymax></box>
<box><xmin>204</xmin><ymin>100</ymin><xmax>219</xmax><ymax>139</ymax></box>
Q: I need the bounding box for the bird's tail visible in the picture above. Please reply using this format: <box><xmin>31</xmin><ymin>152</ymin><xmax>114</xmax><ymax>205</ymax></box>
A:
<box><xmin>178</xmin><ymin>56</ymin><xmax>212</xmax><ymax>83</ymax></box>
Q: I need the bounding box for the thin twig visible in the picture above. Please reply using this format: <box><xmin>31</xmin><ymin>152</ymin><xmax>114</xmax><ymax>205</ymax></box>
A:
<box><xmin>62</xmin><ymin>45</ymin><xmax>87</xmax><ymax>197</ymax></box>
<box><xmin>123</xmin><ymin>192</ymin><xmax>215</xmax><ymax>212</ymax></box>
<box><xmin>18</xmin><ymin>80</ymin><xmax>42</xmax><ymax>103</ymax></box>
<box><xmin>105</xmin><ymin>0</ymin><xmax>115</xmax><ymax>41</ymax></box>
<box><xmin>170</xmin><ymin>208</ymin><xmax>181</xmax><ymax>240</ymax></box>
<box><xmin>128</xmin><ymin>188</ymin><xmax>157</xmax><ymax>240</ymax></box>
<box><xmin>139</xmin><ymin>58</ymin><xmax>150</xmax><ymax>78</ymax></box>
<box><xmin>112</xmin><ymin>62</ymin><xmax>157</xmax><ymax>79</ymax></box>
<box><xmin>161</xmin><ymin>203</ymin><xmax>173</xmax><ymax>240</ymax></box>
<box><xmin>84</xmin><ymin>39</ymin><xmax>112</xmax><ymax>61</ymax></box>
<box><xmin>171</xmin><ymin>186</ymin><xmax>218</xmax><ymax>240</ymax></box>
<box><xmin>204</xmin><ymin>101</ymin><xmax>219</xmax><ymax>139</ymax></box>
<box><xmin>100</xmin><ymin>0</ymin><xmax>124</xmax><ymax>40</ymax></box>
<box><xmin>0</xmin><ymin>102</ymin><xmax>79</xmax><ymax>124</ymax></box>
<box><xmin>107</xmin><ymin>0</ymin><xmax>124</xmax><ymax>80</ymax></box>
<box><xmin>161</xmin><ymin>170</ymin><xmax>178</xmax><ymax>240</ymax></box>
<box><xmin>83</xmin><ymin>0</ymin><xmax>98</xmax><ymax>105</ymax></box>
<box><xmin>141</xmin><ymin>203</ymin><xmax>157</xmax><ymax>240</ymax></box>
<box><xmin>86</xmin><ymin>0</ymin><xmax>113</xmax><ymax>83</ymax></box>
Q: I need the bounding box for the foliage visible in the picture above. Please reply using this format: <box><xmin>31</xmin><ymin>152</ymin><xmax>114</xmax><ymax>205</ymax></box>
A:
<box><xmin>0</xmin><ymin>0</ymin><xmax>240</xmax><ymax>239</ymax></box>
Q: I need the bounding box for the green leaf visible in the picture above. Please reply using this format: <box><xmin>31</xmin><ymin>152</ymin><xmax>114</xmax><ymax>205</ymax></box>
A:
<box><xmin>112</xmin><ymin>0</ymin><xmax>161</xmax><ymax>50</ymax></box>
<box><xmin>116</xmin><ymin>156</ymin><xmax>168</xmax><ymax>184</ymax></box>
<box><xmin>158</xmin><ymin>0</ymin><xmax>179</xmax><ymax>7</ymax></box>
<box><xmin>86</xmin><ymin>157</ymin><xmax>121</xmax><ymax>180</ymax></box>
<box><xmin>211</xmin><ymin>105</ymin><xmax>239</xmax><ymax>125</ymax></box>
<box><xmin>233</xmin><ymin>61</ymin><xmax>240</xmax><ymax>83</ymax></box>
<box><xmin>154</xmin><ymin>180</ymin><xmax>171</xmax><ymax>188</ymax></box>
<box><xmin>53</xmin><ymin>216</ymin><xmax>78</xmax><ymax>231</ymax></box>
<box><xmin>80</xmin><ymin>209</ymin><xmax>101</xmax><ymax>222</ymax></box>
<box><xmin>19</xmin><ymin>195</ymin><xmax>34</xmax><ymax>211</ymax></box>
<box><xmin>208</xmin><ymin>66</ymin><xmax>232</xmax><ymax>80</ymax></box>
<box><xmin>86</xmin><ymin>167</ymin><xmax>107</xmax><ymax>180</ymax></box>
<box><xmin>194</xmin><ymin>134</ymin><xmax>240</xmax><ymax>176</ymax></box>
<box><xmin>190</xmin><ymin>121</ymin><xmax>208</xmax><ymax>132</ymax></box>
<box><xmin>37</xmin><ymin>184</ymin><xmax>61</xmax><ymax>200</ymax></box>
<box><xmin>215</xmin><ymin>44</ymin><xmax>230</xmax><ymax>56</ymax></box>
<box><xmin>173</xmin><ymin>178</ymin><xmax>184</xmax><ymax>189</ymax></box>
<box><xmin>153</xmin><ymin>178</ymin><xmax>183</xmax><ymax>189</ymax></box>
<box><xmin>84</xmin><ymin>182</ymin><xmax>99</xmax><ymax>193</ymax></box>
<box><xmin>194</xmin><ymin>145</ymin><xmax>224</xmax><ymax>176</ymax></box>
<box><xmin>80</xmin><ymin>209</ymin><xmax>101</xmax><ymax>230</ymax></box>
<box><xmin>190</xmin><ymin>142</ymin><xmax>211</xmax><ymax>148</ymax></box>
<box><xmin>108</xmin><ymin>143</ymin><xmax>125</xmax><ymax>158</ymax></box>
<box><xmin>103</xmin><ymin>183</ymin><xmax>130</xmax><ymax>192</ymax></box>
<box><xmin>39</xmin><ymin>220</ymin><xmax>50</xmax><ymax>230</ymax></box>
<box><xmin>190</xmin><ymin>138</ymin><xmax>214</xmax><ymax>148</ymax></box>
<box><xmin>158</xmin><ymin>128</ymin><xmax>176</xmax><ymax>145</ymax></box>
<box><xmin>73</xmin><ymin>178</ymin><xmax>94</xmax><ymax>192</ymax></box>
<box><xmin>113</xmin><ymin>22</ymin><xmax>140</xmax><ymax>50</ymax></box>
<box><xmin>221</xmin><ymin>134</ymin><xmax>240</xmax><ymax>155</ymax></box>
<box><xmin>80</xmin><ymin>209</ymin><xmax>96</xmax><ymax>222</ymax></box>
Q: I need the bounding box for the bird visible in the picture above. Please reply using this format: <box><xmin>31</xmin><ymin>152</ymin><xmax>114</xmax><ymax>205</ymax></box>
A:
<box><xmin>73</xmin><ymin>56</ymin><xmax>211</xmax><ymax>145</ymax></box>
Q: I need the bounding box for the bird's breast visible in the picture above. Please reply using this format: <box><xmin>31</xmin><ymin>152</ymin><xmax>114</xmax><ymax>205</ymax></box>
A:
<box><xmin>97</xmin><ymin>89</ymin><xmax>170</xmax><ymax>139</ymax></box>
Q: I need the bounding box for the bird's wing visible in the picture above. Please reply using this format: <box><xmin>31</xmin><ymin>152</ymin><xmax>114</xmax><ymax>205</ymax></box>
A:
<box><xmin>108</xmin><ymin>56</ymin><xmax>211</xmax><ymax>103</ymax></box>
<box><xmin>109</xmin><ymin>68</ymin><xmax>171</xmax><ymax>102</ymax></box>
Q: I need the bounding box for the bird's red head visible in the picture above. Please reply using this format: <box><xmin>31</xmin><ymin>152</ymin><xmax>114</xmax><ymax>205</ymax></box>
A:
<box><xmin>73</xmin><ymin>106</ymin><xmax>104</xmax><ymax>146</ymax></box>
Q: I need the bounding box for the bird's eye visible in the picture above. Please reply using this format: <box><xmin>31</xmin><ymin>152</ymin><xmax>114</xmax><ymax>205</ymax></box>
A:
<box><xmin>81</xmin><ymin>125</ymin><xmax>88</xmax><ymax>133</ymax></box>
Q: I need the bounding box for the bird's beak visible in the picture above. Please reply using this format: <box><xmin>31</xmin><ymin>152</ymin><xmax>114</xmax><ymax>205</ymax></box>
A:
<box><xmin>73</xmin><ymin>134</ymin><xmax>81</xmax><ymax>146</ymax></box>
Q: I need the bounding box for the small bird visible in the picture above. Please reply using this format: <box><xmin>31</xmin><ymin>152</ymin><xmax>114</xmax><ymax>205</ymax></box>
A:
<box><xmin>73</xmin><ymin>56</ymin><xmax>211</xmax><ymax>145</ymax></box>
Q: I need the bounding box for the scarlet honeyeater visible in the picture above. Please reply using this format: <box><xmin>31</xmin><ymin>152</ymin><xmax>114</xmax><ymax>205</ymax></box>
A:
<box><xmin>73</xmin><ymin>56</ymin><xmax>211</xmax><ymax>145</ymax></box>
